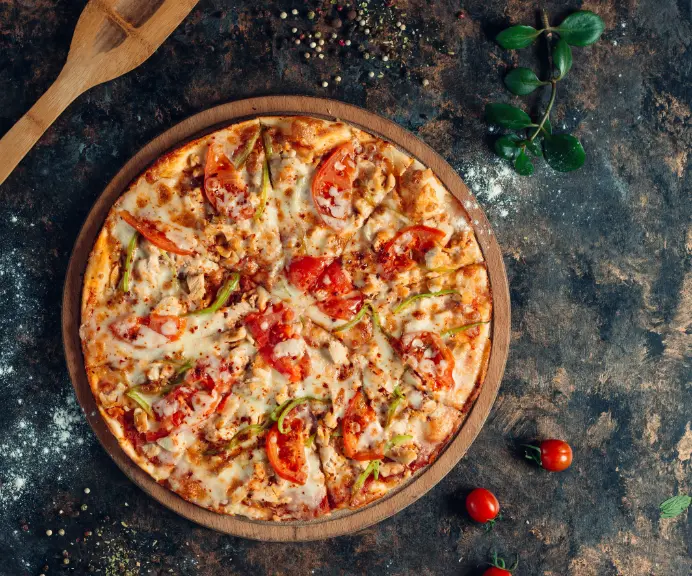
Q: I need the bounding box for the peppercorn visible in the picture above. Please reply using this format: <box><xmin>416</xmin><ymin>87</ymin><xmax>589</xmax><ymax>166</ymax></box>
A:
<box><xmin>346</xmin><ymin>10</ymin><xmax>357</xmax><ymax>21</ymax></box>
<box><xmin>331</xmin><ymin>17</ymin><xmax>342</xmax><ymax>29</ymax></box>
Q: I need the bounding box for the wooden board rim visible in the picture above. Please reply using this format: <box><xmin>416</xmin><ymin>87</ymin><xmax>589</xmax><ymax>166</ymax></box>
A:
<box><xmin>62</xmin><ymin>96</ymin><xmax>510</xmax><ymax>541</ymax></box>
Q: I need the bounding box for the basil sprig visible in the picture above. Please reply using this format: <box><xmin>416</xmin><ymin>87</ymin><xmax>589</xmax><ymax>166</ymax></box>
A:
<box><xmin>487</xmin><ymin>10</ymin><xmax>604</xmax><ymax>174</ymax></box>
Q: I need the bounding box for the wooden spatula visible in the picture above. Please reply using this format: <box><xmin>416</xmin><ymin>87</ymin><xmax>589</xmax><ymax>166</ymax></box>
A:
<box><xmin>0</xmin><ymin>0</ymin><xmax>199</xmax><ymax>186</ymax></box>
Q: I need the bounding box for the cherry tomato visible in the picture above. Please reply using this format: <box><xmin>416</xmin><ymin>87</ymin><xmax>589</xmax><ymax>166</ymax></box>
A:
<box><xmin>266</xmin><ymin>418</ymin><xmax>308</xmax><ymax>484</ymax></box>
<box><xmin>465</xmin><ymin>488</ymin><xmax>500</xmax><ymax>524</ymax></box>
<box><xmin>311</xmin><ymin>142</ymin><xmax>356</xmax><ymax>226</ymax></box>
<box><xmin>144</xmin><ymin>314</ymin><xmax>186</xmax><ymax>342</ymax></box>
<box><xmin>204</xmin><ymin>141</ymin><xmax>254</xmax><ymax>219</ymax></box>
<box><xmin>287</xmin><ymin>256</ymin><xmax>331</xmax><ymax>292</ymax></box>
<box><xmin>538</xmin><ymin>439</ymin><xmax>573</xmax><ymax>472</ymax></box>
<box><xmin>342</xmin><ymin>391</ymin><xmax>385</xmax><ymax>461</ymax></box>
<box><xmin>120</xmin><ymin>210</ymin><xmax>195</xmax><ymax>256</ymax></box>
<box><xmin>399</xmin><ymin>331</ymin><xmax>455</xmax><ymax>390</ymax></box>
<box><xmin>483</xmin><ymin>568</ymin><xmax>511</xmax><ymax>576</ymax></box>
<box><xmin>379</xmin><ymin>225</ymin><xmax>445</xmax><ymax>279</ymax></box>
<box><xmin>110</xmin><ymin>314</ymin><xmax>186</xmax><ymax>345</ymax></box>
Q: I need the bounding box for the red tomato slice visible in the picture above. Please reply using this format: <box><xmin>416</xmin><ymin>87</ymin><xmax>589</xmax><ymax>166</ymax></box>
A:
<box><xmin>204</xmin><ymin>142</ymin><xmax>253</xmax><ymax>220</ymax></box>
<box><xmin>311</xmin><ymin>142</ymin><xmax>356</xmax><ymax>226</ymax></box>
<box><xmin>245</xmin><ymin>304</ymin><xmax>311</xmax><ymax>383</ymax></box>
<box><xmin>342</xmin><ymin>391</ymin><xmax>384</xmax><ymax>461</ymax></box>
<box><xmin>399</xmin><ymin>331</ymin><xmax>455</xmax><ymax>391</ymax></box>
<box><xmin>266</xmin><ymin>418</ymin><xmax>308</xmax><ymax>485</ymax></box>
<box><xmin>143</xmin><ymin>314</ymin><xmax>186</xmax><ymax>342</ymax></box>
<box><xmin>379</xmin><ymin>225</ymin><xmax>446</xmax><ymax>279</ymax></box>
<box><xmin>120</xmin><ymin>210</ymin><xmax>195</xmax><ymax>256</ymax></box>
<box><xmin>313</xmin><ymin>260</ymin><xmax>354</xmax><ymax>297</ymax></box>
<box><xmin>287</xmin><ymin>256</ymin><xmax>331</xmax><ymax>292</ymax></box>
<box><xmin>317</xmin><ymin>294</ymin><xmax>364</xmax><ymax>320</ymax></box>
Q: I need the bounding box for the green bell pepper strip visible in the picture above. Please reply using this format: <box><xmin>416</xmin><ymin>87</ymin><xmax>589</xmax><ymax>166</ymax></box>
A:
<box><xmin>277</xmin><ymin>396</ymin><xmax>330</xmax><ymax>434</ymax></box>
<box><xmin>225</xmin><ymin>423</ymin><xmax>268</xmax><ymax>451</ymax></box>
<box><xmin>440</xmin><ymin>321</ymin><xmax>489</xmax><ymax>338</ymax></box>
<box><xmin>120</xmin><ymin>232</ymin><xmax>138</xmax><ymax>293</ymax></box>
<box><xmin>185</xmin><ymin>273</ymin><xmax>240</xmax><ymax>316</ymax></box>
<box><xmin>353</xmin><ymin>460</ymin><xmax>381</xmax><ymax>493</ymax></box>
<box><xmin>332</xmin><ymin>303</ymin><xmax>375</xmax><ymax>333</ymax></box>
<box><xmin>386</xmin><ymin>386</ymin><xmax>405</xmax><ymax>427</ymax></box>
<box><xmin>386</xmin><ymin>434</ymin><xmax>413</xmax><ymax>452</ymax></box>
<box><xmin>233</xmin><ymin>127</ymin><xmax>261</xmax><ymax>169</ymax></box>
<box><xmin>254</xmin><ymin>155</ymin><xmax>270</xmax><ymax>222</ymax></box>
<box><xmin>304</xmin><ymin>433</ymin><xmax>316</xmax><ymax>448</ymax></box>
<box><xmin>393</xmin><ymin>289</ymin><xmax>460</xmax><ymax>314</ymax></box>
<box><xmin>125</xmin><ymin>388</ymin><xmax>154</xmax><ymax>417</ymax></box>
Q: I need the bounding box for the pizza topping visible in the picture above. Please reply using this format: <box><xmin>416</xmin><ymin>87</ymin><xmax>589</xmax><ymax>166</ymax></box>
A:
<box><xmin>185</xmin><ymin>272</ymin><xmax>240</xmax><ymax>316</ymax></box>
<box><xmin>399</xmin><ymin>331</ymin><xmax>455</xmax><ymax>391</ymax></box>
<box><xmin>311</xmin><ymin>142</ymin><xmax>356</xmax><ymax>228</ymax></box>
<box><xmin>120</xmin><ymin>232</ymin><xmax>138</xmax><ymax>292</ymax></box>
<box><xmin>266</xmin><ymin>417</ymin><xmax>308</xmax><ymax>485</ymax></box>
<box><xmin>386</xmin><ymin>386</ymin><xmax>405</xmax><ymax>427</ymax></box>
<box><xmin>120</xmin><ymin>210</ymin><xmax>196</xmax><ymax>256</ymax></box>
<box><xmin>110</xmin><ymin>314</ymin><xmax>186</xmax><ymax>347</ymax></box>
<box><xmin>342</xmin><ymin>391</ymin><xmax>385</xmax><ymax>461</ymax></box>
<box><xmin>287</xmin><ymin>256</ymin><xmax>331</xmax><ymax>292</ymax></box>
<box><xmin>232</xmin><ymin>126</ymin><xmax>261</xmax><ymax>170</ymax></box>
<box><xmin>253</xmin><ymin>150</ymin><xmax>271</xmax><ymax>222</ymax></box>
<box><xmin>275</xmin><ymin>396</ymin><xmax>330</xmax><ymax>434</ymax></box>
<box><xmin>204</xmin><ymin>141</ymin><xmax>254</xmax><ymax>220</ymax></box>
<box><xmin>440</xmin><ymin>321</ymin><xmax>489</xmax><ymax>338</ymax></box>
<box><xmin>352</xmin><ymin>459</ymin><xmax>380</xmax><ymax>493</ymax></box>
<box><xmin>393</xmin><ymin>289</ymin><xmax>460</xmax><ymax>314</ymax></box>
<box><xmin>245</xmin><ymin>303</ymin><xmax>311</xmax><ymax>382</ymax></box>
<box><xmin>379</xmin><ymin>225</ymin><xmax>446</xmax><ymax>279</ymax></box>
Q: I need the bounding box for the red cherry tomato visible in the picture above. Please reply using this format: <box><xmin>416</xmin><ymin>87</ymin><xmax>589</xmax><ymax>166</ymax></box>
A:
<box><xmin>483</xmin><ymin>568</ymin><xmax>511</xmax><ymax>576</ymax></box>
<box><xmin>287</xmin><ymin>256</ymin><xmax>331</xmax><ymax>292</ymax></box>
<box><xmin>539</xmin><ymin>439</ymin><xmax>573</xmax><ymax>472</ymax></box>
<box><xmin>465</xmin><ymin>488</ymin><xmax>500</xmax><ymax>524</ymax></box>
<box><xmin>266</xmin><ymin>418</ymin><xmax>308</xmax><ymax>485</ymax></box>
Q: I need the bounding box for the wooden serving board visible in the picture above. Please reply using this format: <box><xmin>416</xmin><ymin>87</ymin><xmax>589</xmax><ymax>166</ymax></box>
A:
<box><xmin>62</xmin><ymin>96</ymin><xmax>510</xmax><ymax>542</ymax></box>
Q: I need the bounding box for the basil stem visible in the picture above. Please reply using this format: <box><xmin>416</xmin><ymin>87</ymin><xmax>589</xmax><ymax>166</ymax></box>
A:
<box><xmin>185</xmin><ymin>273</ymin><xmax>240</xmax><ymax>316</ymax></box>
<box><xmin>277</xmin><ymin>396</ymin><xmax>329</xmax><ymax>434</ymax></box>
<box><xmin>125</xmin><ymin>388</ymin><xmax>154</xmax><ymax>417</ymax></box>
<box><xmin>254</xmin><ymin>154</ymin><xmax>270</xmax><ymax>222</ymax></box>
<box><xmin>353</xmin><ymin>459</ymin><xmax>381</xmax><ymax>493</ymax></box>
<box><xmin>120</xmin><ymin>232</ymin><xmax>138</xmax><ymax>293</ymax></box>
<box><xmin>233</xmin><ymin>127</ymin><xmax>261</xmax><ymax>169</ymax></box>
<box><xmin>440</xmin><ymin>321</ymin><xmax>489</xmax><ymax>338</ymax></box>
<box><xmin>393</xmin><ymin>289</ymin><xmax>459</xmax><ymax>314</ymax></box>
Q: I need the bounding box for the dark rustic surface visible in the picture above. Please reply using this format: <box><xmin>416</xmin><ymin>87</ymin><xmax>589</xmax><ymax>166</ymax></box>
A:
<box><xmin>0</xmin><ymin>1</ymin><xmax>690</xmax><ymax>574</ymax></box>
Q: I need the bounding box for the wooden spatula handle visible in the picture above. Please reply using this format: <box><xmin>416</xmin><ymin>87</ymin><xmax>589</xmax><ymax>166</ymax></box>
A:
<box><xmin>0</xmin><ymin>66</ymin><xmax>87</xmax><ymax>186</ymax></box>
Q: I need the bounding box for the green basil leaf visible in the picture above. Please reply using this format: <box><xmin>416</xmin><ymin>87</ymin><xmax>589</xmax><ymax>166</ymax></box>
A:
<box><xmin>660</xmin><ymin>495</ymin><xmax>691</xmax><ymax>519</ymax></box>
<box><xmin>542</xmin><ymin>117</ymin><xmax>553</xmax><ymax>135</ymax></box>
<box><xmin>494</xmin><ymin>135</ymin><xmax>521</xmax><ymax>160</ymax></box>
<box><xmin>543</xmin><ymin>134</ymin><xmax>586</xmax><ymax>172</ymax></box>
<box><xmin>523</xmin><ymin>139</ymin><xmax>543</xmax><ymax>157</ymax></box>
<box><xmin>553</xmin><ymin>38</ymin><xmax>572</xmax><ymax>79</ymax></box>
<box><xmin>557</xmin><ymin>11</ymin><xmax>606</xmax><ymax>46</ymax></box>
<box><xmin>496</xmin><ymin>25</ymin><xmax>541</xmax><ymax>49</ymax></box>
<box><xmin>485</xmin><ymin>103</ymin><xmax>534</xmax><ymax>129</ymax></box>
<box><xmin>514</xmin><ymin>150</ymin><xmax>534</xmax><ymax>176</ymax></box>
<box><xmin>504</xmin><ymin>67</ymin><xmax>547</xmax><ymax>96</ymax></box>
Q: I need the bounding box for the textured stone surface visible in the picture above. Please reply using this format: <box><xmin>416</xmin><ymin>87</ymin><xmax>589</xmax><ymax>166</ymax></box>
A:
<box><xmin>0</xmin><ymin>1</ymin><xmax>690</xmax><ymax>574</ymax></box>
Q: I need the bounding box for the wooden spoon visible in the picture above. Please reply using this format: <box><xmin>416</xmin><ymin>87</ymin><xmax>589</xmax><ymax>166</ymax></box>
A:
<box><xmin>0</xmin><ymin>0</ymin><xmax>199</xmax><ymax>186</ymax></box>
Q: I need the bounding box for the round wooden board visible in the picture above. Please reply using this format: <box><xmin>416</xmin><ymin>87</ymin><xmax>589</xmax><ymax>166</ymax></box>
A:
<box><xmin>62</xmin><ymin>96</ymin><xmax>510</xmax><ymax>542</ymax></box>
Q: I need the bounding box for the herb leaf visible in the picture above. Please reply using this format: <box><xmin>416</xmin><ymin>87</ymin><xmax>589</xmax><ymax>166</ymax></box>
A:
<box><xmin>542</xmin><ymin>118</ymin><xmax>553</xmax><ymax>135</ymax></box>
<box><xmin>514</xmin><ymin>150</ymin><xmax>535</xmax><ymax>176</ymax></box>
<box><xmin>496</xmin><ymin>25</ymin><xmax>541</xmax><ymax>49</ymax></box>
<box><xmin>660</xmin><ymin>495</ymin><xmax>691</xmax><ymax>519</ymax></box>
<box><xmin>543</xmin><ymin>134</ymin><xmax>585</xmax><ymax>172</ymax></box>
<box><xmin>504</xmin><ymin>68</ymin><xmax>547</xmax><ymax>96</ymax></box>
<box><xmin>553</xmin><ymin>38</ymin><xmax>572</xmax><ymax>80</ymax></box>
<box><xmin>524</xmin><ymin>139</ymin><xmax>543</xmax><ymax>157</ymax></box>
<box><xmin>485</xmin><ymin>103</ymin><xmax>534</xmax><ymax>130</ymax></box>
<box><xmin>557</xmin><ymin>11</ymin><xmax>606</xmax><ymax>47</ymax></box>
<box><xmin>494</xmin><ymin>135</ymin><xmax>522</xmax><ymax>160</ymax></box>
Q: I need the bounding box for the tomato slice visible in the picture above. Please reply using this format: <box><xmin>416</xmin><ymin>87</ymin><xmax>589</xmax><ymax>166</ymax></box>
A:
<box><xmin>379</xmin><ymin>225</ymin><xmax>446</xmax><ymax>279</ymax></box>
<box><xmin>204</xmin><ymin>142</ymin><xmax>254</xmax><ymax>220</ymax></box>
<box><xmin>311</xmin><ymin>142</ymin><xmax>356</xmax><ymax>226</ymax></box>
<box><xmin>399</xmin><ymin>331</ymin><xmax>455</xmax><ymax>391</ymax></box>
<box><xmin>342</xmin><ymin>391</ymin><xmax>384</xmax><ymax>461</ymax></box>
<box><xmin>120</xmin><ymin>210</ymin><xmax>195</xmax><ymax>256</ymax></box>
<box><xmin>317</xmin><ymin>294</ymin><xmax>364</xmax><ymax>320</ymax></box>
<box><xmin>245</xmin><ymin>304</ymin><xmax>311</xmax><ymax>383</ymax></box>
<box><xmin>266</xmin><ymin>418</ymin><xmax>308</xmax><ymax>485</ymax></box>
<box><xmin>143</xmin><ymin>314</ymin><xmax>186</xmax><ymax>342</ymax></box>
<box><xmin>287</xmin><ymin>256</ymin><xmax>331</xmax><ymax>292</ymax></box>
<box><xmin>313</xmin><ymin>260</ymin><xmax>354</xmax><ymax>297</ymax></box>
<box><xmin>110</xmin><ymin>314</ymin><xmax>186</xmax><ymax>344</ymax></box>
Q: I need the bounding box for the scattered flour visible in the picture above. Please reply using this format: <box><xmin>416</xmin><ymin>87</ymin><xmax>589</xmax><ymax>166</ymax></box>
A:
<box><xmin>458</xmin><ymin>157</ymin><xmax>525</xmax><ymax>220</ymax></box>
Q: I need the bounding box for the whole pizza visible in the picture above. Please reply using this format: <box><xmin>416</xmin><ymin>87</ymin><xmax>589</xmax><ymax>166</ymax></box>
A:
<box><xmin>80</xmin><ymin>116</ymin><xmax>493</xmax><ymax>521</ymax></box>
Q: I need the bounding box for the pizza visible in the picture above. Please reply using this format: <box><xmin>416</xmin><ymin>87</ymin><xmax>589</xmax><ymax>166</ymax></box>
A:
<box><xmin>80</xmin><ymin>116</ymin><xmax>493</xmax><ymax>521</ymax></box>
